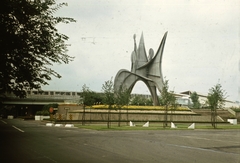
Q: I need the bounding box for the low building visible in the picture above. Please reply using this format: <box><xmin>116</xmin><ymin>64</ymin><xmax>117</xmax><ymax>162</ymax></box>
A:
<box><xmin>180</xmin><ymin>90</ymin><xmax>239</xmax><ymax>108</ymax></box>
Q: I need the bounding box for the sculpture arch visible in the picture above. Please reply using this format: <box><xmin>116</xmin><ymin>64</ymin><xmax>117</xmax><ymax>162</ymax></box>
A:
<box><xmin>114</xmin><ymin>32</ymin><xmax>168</xmax><ymax>106</ymax></box>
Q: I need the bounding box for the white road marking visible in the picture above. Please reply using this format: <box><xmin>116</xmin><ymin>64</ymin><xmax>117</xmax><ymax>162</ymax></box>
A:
<box><xmin>167</xmin><ymin>143</ymin><xmax>239</xmax><ymax>156</ymax></box>
<box><xmin>12</xmin><ymin>125</ymin><xmax>24</xmax><ymax>133</ymax></box>
<box><xmin>180</xmin><ymin>135</ymin><xmax>238</xmax><ymax>143</ymax></box>
<box><xmin>1</xmin><ymin>120</ymin><xmax>7</xmax><ymax>124</ymax></box>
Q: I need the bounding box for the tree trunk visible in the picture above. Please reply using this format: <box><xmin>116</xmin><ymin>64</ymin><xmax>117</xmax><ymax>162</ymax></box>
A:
<box><xmin>163</xmin><ymin>105</ymin><xmax>168</xmax><ymax>128</ymax></box>
<box><xmin>82</xmin><ymin>105</ymin><xmax>85</xmax><ymax>125</ymax></box>
<box><xmin>211</xmin><ymin>107</ymin><xmax>217</xmax><ymax>129</ymax></box>
<box><xmin>107</xmin><ymin>107</ymin><xmax>111</xmax><ymax>128</ymax></box>
<box><xmin>126</xmin><ymin>108</ymin><xmax>129</xmax><ymax>126</ymax></box>
<box><xmin>211</xmin><ymin>109</ymin><xmax>214</xmax><ymax>127</ymax></box>
<box><xmin>214</xmin><ymin>108</ymin><xmax>217</xmax><ymax>128</ymax></box>
<box><xmin>118</xmin><ymin>108</ymin><xmax>121</xmax><ymax>127</ymax></box>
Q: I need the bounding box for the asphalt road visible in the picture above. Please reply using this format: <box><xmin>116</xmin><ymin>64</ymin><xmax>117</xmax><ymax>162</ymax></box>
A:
<box><xmin>0</xmin><ymin>119</ymin><xmax>239</xmax><ymax>163</ymax></box>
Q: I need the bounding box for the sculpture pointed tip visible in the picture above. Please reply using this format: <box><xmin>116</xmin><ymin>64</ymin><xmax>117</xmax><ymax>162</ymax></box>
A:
<box><xmin>139</xmin><ymin>32</ymin><xmax>145</xmax><ymax>44</ymax></box>
<box><xmin>140</xmin><ymin>32</ymin><xmax>144</xmax><ymax>39</ymax></box>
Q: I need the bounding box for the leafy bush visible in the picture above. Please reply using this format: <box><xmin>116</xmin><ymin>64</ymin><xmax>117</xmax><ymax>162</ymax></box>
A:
<box><xmin>35</xmin><ymin>110</ymin><xmax>50</xmax><ymax>115</ymax></box>
<box><xmin>42</xmin><ymin>110</ymin><xmax>50</xmax><ymax>116</ymax></box>
<box><xmin>36</xmin><ymin>111</ymin><xmax>43</xmax><ymax>115</ymax></box>
<box><xmin>42</xmin><ymin>103</ymin><xmax>58</xmax><ymax>111</ymax></box>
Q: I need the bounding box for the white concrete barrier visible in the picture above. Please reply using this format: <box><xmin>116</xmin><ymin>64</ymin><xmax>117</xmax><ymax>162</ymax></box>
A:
<box><xmin>129</xmin><ymin>121</ymin><xmax>135</xmax><ymax>127</ymax></box>
<box><xmin>35</xmin><ymin>115</ymin><xmax>41</xmax><ymax>120</ymax></box>
<box><xmin>41</xmin><ymin>116</ymin><xmax>50</xmax><ymax>120</ymax></box>
<box><xmin>171</xmin><ymin>122</ymin><xmax>177</xmax><ymax>128</ymax></box>
<box><xmin>46</xmin><ymin>123</ymin><xmax>54</xmax><ymax>127</ymax></box>
<box><xmin>7</xmin><ymin>115</ymin><xmax>14</xmax><ymax>119</ymax></box>
<box><xmin>143</xmin><ymin>121</ymin><xmax>149</xmax><ymax>127</ymax></box>
<box><xmin>188</xmin><ymin>123</ymin><xmax>195</xmax><ymax>129</ymax></box>
<box><xmin>227</xmin><ymin>119</ymin><xmax>237</xmax><ymax>125</ymax></box>
<box><xmin>65</xmin><ymin>124</ymin><xmax>74</xmax><ymax>127</ymax></box>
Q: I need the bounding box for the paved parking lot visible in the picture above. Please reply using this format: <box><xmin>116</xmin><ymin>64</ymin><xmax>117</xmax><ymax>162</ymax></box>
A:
<box><xmin>0</xmin><ymin>119</ymin><xmax>239</xmax><ymax>163</ymax></box>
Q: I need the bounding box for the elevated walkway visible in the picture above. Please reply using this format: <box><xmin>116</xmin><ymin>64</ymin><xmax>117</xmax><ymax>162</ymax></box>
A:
<box><xmin>2</xmin><ymin>91</ymin><xmax>81</xmax><ymax>105</ymax></box>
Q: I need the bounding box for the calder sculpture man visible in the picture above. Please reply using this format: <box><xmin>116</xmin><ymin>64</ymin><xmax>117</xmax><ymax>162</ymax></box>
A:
<box><xmin>114</xmin><ymin>32</ymin><xmax>168</xmax><ymax>106</ymax></box>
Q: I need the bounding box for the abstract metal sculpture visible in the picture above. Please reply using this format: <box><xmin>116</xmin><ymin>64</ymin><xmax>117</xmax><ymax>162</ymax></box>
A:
<box><xmin>114</xmin><ymin>32</ymin><xmax>168</xmax><ymax>106</ymax></box>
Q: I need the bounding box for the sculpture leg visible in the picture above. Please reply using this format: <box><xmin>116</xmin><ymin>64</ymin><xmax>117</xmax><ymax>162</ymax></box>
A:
<box><xmin>150</xmin><ymin>86</ymin><xmax>160</xmax><ymax>106</ymax></box>
<box><xmin>145</xmin><ymin>82</ymin><xmax>159</xmax><ymax>106</ymax></box>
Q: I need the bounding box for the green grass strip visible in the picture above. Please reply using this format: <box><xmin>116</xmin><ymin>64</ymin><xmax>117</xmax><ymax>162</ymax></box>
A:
<box><xmin>75</xmin><ymin>123</ymin><xmax>240</xmax><ymax>131</ymax></box>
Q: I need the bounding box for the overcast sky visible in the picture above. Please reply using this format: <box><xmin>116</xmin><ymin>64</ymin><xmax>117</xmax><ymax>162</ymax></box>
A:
<box><xmin>43</xmin><ymin>0</ymin><xmax>240</xmax><ymax>102</ymax></box>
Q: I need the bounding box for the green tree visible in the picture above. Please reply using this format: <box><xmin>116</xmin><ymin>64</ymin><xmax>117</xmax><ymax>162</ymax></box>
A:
<box><xmin>207</xmin><ymin>83</ymin><xmax>226</xmax><ymax>128</ymax></box>
<box><xmin>102</xmin><ymin>78</ymin><xmax>115</xmax><ymax>128</ymax></box>
<box><xmin>115</xmin><ymin>85</ymin><xmax>131</xmax><ymax>127</ymax></box>
<box><xmin>0</xmin><ymin>0</ymin><xmax>75</xmax><ymax>98</ymax></box>
<box><xmin>161</xmin><ymin>79</ymin><xmax>176</xmax><ymax>128</ymax></box>
<box><xmin>190</xmin><ymin>92</ymin><xmax>201</xmax><ymax>109</ymax></box>
<box><xmin>92</xmin><ymin>93</ymin><xmax>104</xmax><ymax>105</ymax></box>
<box><xmin>81</xmin><ymin>84</ymin><xmax>96</xmax><ymax>125</ymax></box>
<box><xmin>130</xmin><ymin>95</ymin><xmax>141</xmax><ymax>105</ymax></box>
<box><xmin>158</xmin><ymin>96</ymin><xmax>164</xmax><ymax>106</ymax></box>
<box><xmin>145</xmin><ymin>98</ymin><xmax>153</xmax><ymax>106</ymax></box>
<box><xmin>131</xmin><ymin>95</ymin><xmax>152</xmax><ymax>106</ymax></box>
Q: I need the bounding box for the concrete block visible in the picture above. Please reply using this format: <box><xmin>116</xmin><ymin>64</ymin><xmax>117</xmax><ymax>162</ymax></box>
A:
<box><xmin>129</xmin><ymin>121</ymin><xmax>135</xmax><ymax>127</ymax></box>
<box><xmin>171</xmin><ymin>122</ymin><xmax>177</xmax><ymax>128</ymax></box>
<box><xmin>227</xmin><ymin>119</ymin><xmax>237</xmax><ymax>125</ymax></box>
<box><xmin>46</xmin><ymin>123</ymin><xmax>54</xmax><ymax>127</ymax></box>
<box><xmin>35</xmin><ymin>115</ymin><xmax>41</xmax><ymax>120</ymax></box>
<box><xmin>7</xmin><ymin>115</ymin><xmax>14</xmax><ymax>119</ymax></box>
<box><xmin>143</xmin><ymin>121</ymin><xmax>149</xmax><ymax>127</ymax></box>
<box><xmin>65</xmin><ymin>124</ymin><xmax>74</xmax><ymax>127</ymax></box>
<box><xmin>41</xmin><ymin>116</ymin><xmax>50</xmax><ymax>120</ymax></box>
<box><xmin>188</xmin><ymin>123</ymin><xmax>195</xmax><ymax>129</ymax></box>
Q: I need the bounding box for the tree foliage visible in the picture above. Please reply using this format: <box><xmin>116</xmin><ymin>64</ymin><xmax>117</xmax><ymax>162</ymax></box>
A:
<box><xmin>0</xmin><ymin>0</ymin><xmax>75</xmax><ymax>98</ymax></box>
<box><xmin>102</xmin><ymin>79</ymin><xmax>115</xmax><ymax>106</ymax></box>
<box><xmin>190</xmin><ymin>91</ymin><xmax>201</xmax><ymax>109</ymax></box>
<box><xmin>207</xmin><ymin>84</ymin><xmax>226</xmax><ymax>109</ymax></box>
<box><xmin>160</xmin><ymin>79</ymin><xmax>176</xmax><ymax>128</ymax></box>
<box><xmin>115</xmin><ymin>85</ymin><xmax>130</xmax><ymax>107</ymax></box>
<box><xmin>102</xmin><ymin>78</ymin><xmax>115</xmax><ymax>128</ymax></box>
<box><xmin>161</xmin><ymin>80</ymin><xmax>176</xmax><ymax>106</ymax></box>
<box><xmin>131</xmin><ymin>95</ymin><xmax>153</xmax><ymax>106</ymax></box>
<box><xmin>207</xmin><ymin>83</ymin><xmax>226</xmax><ymax>128</ymax></box>
<box><xmin>81</xmin><ymin>84</ymin><xmax>96</xmax><ymax>125</ymax></box>
<box><xmin>42</xmin><ymin>103</ymin><xmax>58</xmax><ymax>111</ymax></box>
<box><xmin>115</xmin><ymin>85</ymin><xmax>131</xmax><ymax>127</ymax></box>
<box><xmin>81</xmin><ymin>84</ymin><xmax>96</xmax><ymax>107</ymax></box>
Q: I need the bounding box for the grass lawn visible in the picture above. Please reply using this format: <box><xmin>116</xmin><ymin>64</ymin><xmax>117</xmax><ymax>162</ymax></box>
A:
<box><xmin>75</xmin><ymin>123</ymin><xmax>240</xmax><ymax>131</ymax></box>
